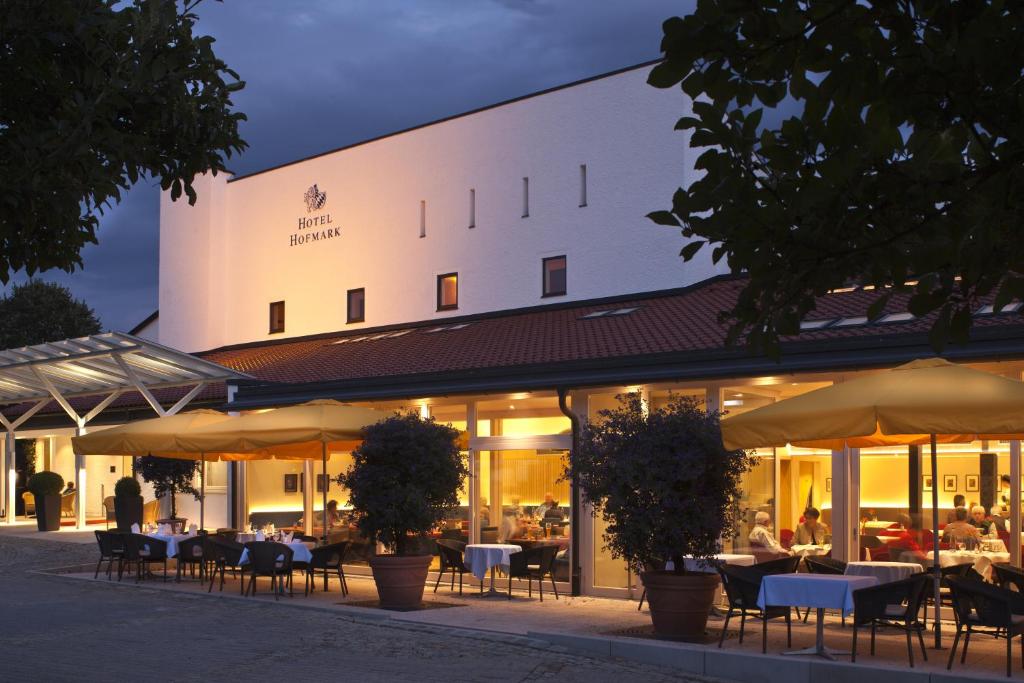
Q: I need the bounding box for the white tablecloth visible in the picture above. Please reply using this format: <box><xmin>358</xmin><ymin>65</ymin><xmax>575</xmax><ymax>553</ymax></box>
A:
<box><xmin>790</xmin><ymin>544</ymin><xmax>831</xmax><ymax>557</ymax></box>
<box><xmin>681</xmin><ymin>553</ymin><xmax>756</xmax><ymax>572</ymax></box>
<box><xmin>238</xmin><ymin>541</ymin><xmax>313</xmax><ymax>565</ymax></box>
<box><xmin>145</xmin><ymin>533</ymin><xmax>189</xmax><ymax>558</ymax></box>
<box><xmin>758</xmin><ymin>573</ymin><xmax>878</xmax><ymax>616</ymax></box>
<box><xmin>925</xmin><ymin>550</ymin><xmax>1010</xmax><ymax>581</ymax></box>
<box><xmin>845</xmin><ymin>561</ymin><xmax>921</xmax><ymax>584</ymax></box>
<box><xmin>463</xmin><ymin>543</ymin><xmax>521</xmax><ymax>580</ymax></box>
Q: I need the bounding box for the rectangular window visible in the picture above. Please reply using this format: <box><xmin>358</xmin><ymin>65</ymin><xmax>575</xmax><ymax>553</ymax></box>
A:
<box><xmin>542</xmin><ymin>256</ymin><xmax>567</xmax><ymax>297</ymax></box>
<box><xmin>419</xmin><ymin>200</ymin><xmax>426</xmax><ymax>238</ymax></box>
<box><xmin>522</xmin><ymin>177</ymin><xmax>529</xmax><ymax>218</ymax></box>
<box><xmin>346</xmin><ymin>288</ymin><xmax>365</xmax><ymax>324</ymax></box>
<box><xmin>579</xmin><ymin>164</ymin><xmax>588</xmax><ymax>207</ymax></box>
<box><xmin>469</xmin><ymin>188</ymin><xmax>476</xmax><ymax>229</ymax></box>
<box><xmin>268</xmin><ymin>301</ymin><xmax>285</xmax><ymax>334</ymax></box>
<box><xmin>437</xmin><ymin>272</ymin><xmax>458</xmax><ymax>311</ymax></box>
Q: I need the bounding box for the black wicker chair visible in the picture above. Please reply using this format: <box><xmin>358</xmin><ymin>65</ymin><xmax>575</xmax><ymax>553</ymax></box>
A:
<box><xmin>507</xmin><ymin>545</ymin><xmax>559</xmax><ymax>601</ymax></box>
<box><xmin>753</xmin><ymin>555</ymin><xmax>802</xmax><ymax>575</ymax></box>
<box><xmin>301</xmin><ymin>541</ymin><xmax>349</xmax><ymax>596</ymax></box>
<box><xmin>207</xmin><ymin>536</ymin><xmax>245</xmax><ymax>594</ymax></box>
<box><xmin>805</xmin><ymin>555</ymin><xmax>847</xmax><ymax>574</ymax></box>
<box><xmin>175</xmin><ymin>535</ymin><xmax>207</xmax><ymax>582</ymax></box>
<box><xmin>718</xmin><ymin>564</ymin><xmax>792</xmax><ymax>653</ymax></box>
<box><xmin>946</xmin><ymin>575</ymin><xmax>1024</xmax><ymax>677</ymax></box>
<box><xmin>243</xmin><ymin>541</ymin><xmax>294</xmax><ymax>601</ymax></box>
<box><xmin>851</xmin><ymin>573</ymin><xmax>930</xmax><ymax>667</ymax></box>
<box><xmin>434</xmin><ymin>539</ymin><xmax>468</xmax><ymax>595</ymax></box>
<box><xmin>993</xmin><ymin>564</ymin><xmax>1024</xmax><ymax>596</ymax></box>
<box><xmin>93</xmin><ymin>530</ymin><xmax>127</xmax><ymax>580</ymax></box>
<box><xmin>124</xmin><ymin>534</ymin><xmax>169</xmax><ymax>582</ymax></box>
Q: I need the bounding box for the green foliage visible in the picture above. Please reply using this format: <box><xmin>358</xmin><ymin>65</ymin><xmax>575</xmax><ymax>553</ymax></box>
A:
<box><xmin>114</xmin><ymin>476</ymin><xmax>142</xmax><ymax>498</ymax></box>
<box><xmin>0</xmin><ymin>0</ymin><xmax>247</xmax><ymax>283</ymax></box>
<box><xmin>0</xmin><ymin>281</ymin><xmax>102</xmax><ymax>348</ymax></box>
<box><xmin>568</xmin><ymin>394</ymin><xmax>752</xmax><ymax>574</ymax></box>
<box><xmin>649</xmin><ymin>1</ymin><xmax>1024</xmax><ymax>354</ymax></box>
<box><xmin>135</xmin><ymin>455</ymin><xmax>199</xmax><ymax>518</ymax></box>
<box><xmin>338</xmin><ymin>412</ymin><xmax>467</xmax><ymax>556</ymax></box>
<box><xmin>16</xmin><ymin>438</ymin><xmax>36</xmax><ymax>478</ymax></box>
<box><xmin>27</xmin><ymin>471</ymin><xmax>64</xmax><ymax>497</ymax></box>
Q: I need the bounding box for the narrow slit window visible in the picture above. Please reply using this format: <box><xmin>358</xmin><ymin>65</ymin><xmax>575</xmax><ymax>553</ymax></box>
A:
<box><xmin>437</xmin><ymin>272</ymin><xmax>458</xmax><ymax>311</ymax></box>
<box><xmin>419</xmin><ymin>200</ymin><xmax>426</xmax><ymax>238</ymax></box>
<box><xmin>579</xmin><ymin>164</ymin><xmax>587</xmax><ymax>207</ymax></box>
<box><xmin>268</xmin><ymin>301</ymin><xmax>285</xmax><ymax>334</ymax></box>
<box><xmin>542</xmin><ymin>256</ymin><xmax>567</xmax><ymax>297</ymax></box>
<box><xmin>522</xmin><ymin>177</ymin><xmax>529</xmax><ymax>218</ymax></box>
<box><xmin>346</xmin><ymin>288</ymin><xmax>365</xmax><ymax>324</ymax></box>
<box><xmin>469</xmin><ymin>188</ymin><xmax>476</xmax><ymax>229</ymax></box>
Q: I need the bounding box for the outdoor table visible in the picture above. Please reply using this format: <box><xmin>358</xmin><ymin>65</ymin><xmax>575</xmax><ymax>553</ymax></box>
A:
<box><xmin>758</xmin><ymin>573</ymin><xmax>878</xmax><ymax>660</ymax></box>
<box><xmin>925</xmin><ymin>550</ymin><xmax>1010</xmax><ymax>581</ymax></box>
<box><xmin>790</xmin><ymin>544</ymin><xmax>831</xmax><ymax>558</ymax></box>
<box><xmin>145</xmin><ymin>532</ymin><xmax>189</xmax><ymax>558</ymax></box>
<box><xmin>238</xmin><ymin>541</ymin><xmax>313</xmax><ymax>565</ymax></box>
<box><xmin>844</xmin><ymin>561</ymin><xmax>921</xmax><ymax>584</ymax></box>
<box><xmin>464</xmin><ymin>543</ymin><xmax>521</xmax><ymax>597</ymax></box>
<box><xmin>678</xmin><ymin>553</ymin><xmax>757</xmax><ymax>572</ymax></box>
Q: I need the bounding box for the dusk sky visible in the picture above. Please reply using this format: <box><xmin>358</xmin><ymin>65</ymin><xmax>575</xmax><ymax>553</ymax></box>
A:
<box><xmin>4</xmin><ymin>0</ymin><xmax>688</xmax><ymax>334</ymax></box>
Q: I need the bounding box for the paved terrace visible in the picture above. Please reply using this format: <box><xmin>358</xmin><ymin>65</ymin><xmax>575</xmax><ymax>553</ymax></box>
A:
<box><xmin>2</xmin><ymin>528</ymin><xmax>1014</xmax><ymax>682</ymax></box>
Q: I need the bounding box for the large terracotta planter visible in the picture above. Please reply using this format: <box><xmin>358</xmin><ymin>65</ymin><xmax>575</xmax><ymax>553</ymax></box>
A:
<box><xmin>640</xmin><ymin>570</ymin><xmax>720</xmax><ymax>640</ymax></box>
<box><xmin>369</xmin><ymin>554</ymin><xmax>433</xmax><ymax>609</ymax></box>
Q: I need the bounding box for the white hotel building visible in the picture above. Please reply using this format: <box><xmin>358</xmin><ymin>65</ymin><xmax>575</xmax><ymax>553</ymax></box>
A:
<box><xmin>6</xmin><ymin>61</ymin><xmax>1024</xmax><ymax>598</ymax></box>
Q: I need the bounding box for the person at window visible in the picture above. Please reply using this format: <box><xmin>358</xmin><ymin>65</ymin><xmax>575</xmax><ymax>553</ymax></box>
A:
<box><xmin>943</xmin><ymin>506</ymin><xmax>980</xmax><ymax>546</ymax></box>
<box><xmin>748</xmin><ymin>511</ymin><xmax>787</xmax><ymax>553</ymax></box>
<box><xmin>478</xmin><ymin>497</ymin><xmax>491</xmax><ymax>528</ymax></box>
<box><xmin>1001</xmin><ymin>474</ymin><xmax>1012</xmax><ymax>510</ymax></box>
<box><xmin>533</xmin><ymin>492</ymin><xmax>563</xmax><ymax>521</ymax></box>
<box><xmin>970</xmin><ymin>504</ymin><xmax>995</xmax><ymax>536</ymax></box>
<box><xmin>888</xmin><ymin>513</ymin><xmax>927</xmax><ymax>562</ymax></box>
<box><xmin>498</xmin><ymin>507</ymin><xmax>521</xmax><ymax>542</ymax></box>
<box><xmin>794</xmin><ymin>507</ymin><xmax>829</xmax><ymax>546</ymax></box>
<box><xmin>946</xmin><ymin>495</ymin><xmax>966</xmax><ymax>524</ymax></box>
<box><xmin>987</xmin><ymin>505</ymin><xmax>1009</xmax><ymax>534</ymax></box>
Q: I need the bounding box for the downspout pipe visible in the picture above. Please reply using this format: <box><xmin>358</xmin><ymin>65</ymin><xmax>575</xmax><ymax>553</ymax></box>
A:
<box><xmin>557</xmin><ymin>387</ymin><xmax>582</xmax><ymax>597</ymax></box>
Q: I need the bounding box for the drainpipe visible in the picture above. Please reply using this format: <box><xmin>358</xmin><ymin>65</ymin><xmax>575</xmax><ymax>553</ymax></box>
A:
<box><xmin>557</xmin><ymin>387</ymin><xmax>582</xmax><ymax>597</ymax></box>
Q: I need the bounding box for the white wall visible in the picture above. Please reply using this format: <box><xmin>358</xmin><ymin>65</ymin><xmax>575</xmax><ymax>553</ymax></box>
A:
<box><xmin>159</xmin><ymin>65</ymin><xmax>722</xmax><ymax>352</ymax></box>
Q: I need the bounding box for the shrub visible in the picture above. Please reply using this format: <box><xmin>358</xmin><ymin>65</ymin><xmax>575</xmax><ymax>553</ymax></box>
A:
<box><xmin>567</xmin><ymin>394</ymin><xmax>753</xmax><ymax>574</ymax></box>
<box><xmin>135</xmin><ymin>456</ymin><xmax>199</xmax><ymax>518</ymax></box>
<box><xmin>338</xmin><ymin>412</ymin><xmax>466</xmax><ymax>555</ymax></box>
<box><xmin>27</xmin><ymin>471</ymin><xmax>64</xmax><ymax>497</ymax></box>
<box><xmin>114</xmin><ymin>476</ymin><xmax>141</xmax><ymax>498</ymax></box>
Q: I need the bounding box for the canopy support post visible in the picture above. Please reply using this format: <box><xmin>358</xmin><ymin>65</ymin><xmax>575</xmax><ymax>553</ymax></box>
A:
<box><xmin>930</xmin><ymin>433</ymin><xmax>942</xmax><ymax>649</ymax></box>
<box><xmin>322</xmin><ymin>441</ymin><xmax>329</xmax><ymax>592</ymax></box>
<box><xmin>1011</xmin><ymin>441</ymin><xmax>1021</xmax><ymax>568</ymax></box>
<box><xmin>199</xmin><ymin>453</ymin><xmax>205</xmax><ymax>532</ymax></box>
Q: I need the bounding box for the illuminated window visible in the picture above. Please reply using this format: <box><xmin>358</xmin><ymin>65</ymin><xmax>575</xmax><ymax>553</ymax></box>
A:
<box><xmin>268</xmin><ymin>301</ymin><xmax>285</xmax><ymax>334</ymax></box>
<box><xmin>542</xmin><ymin>256</ymin><xmax>567</xmax><ymax>297</ymax></box>
<box><xmin>346</xmin><ymin>288</ymin><xmax>365</xmax><ymax>324</ymax></box>
<box><xmin>437</xmin><ymin>273</ymin><xmax>458</xmax><ymax>311</ymax></box>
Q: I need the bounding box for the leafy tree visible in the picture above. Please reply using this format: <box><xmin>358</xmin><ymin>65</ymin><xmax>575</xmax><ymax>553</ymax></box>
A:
<box><xmin>135</xmin><ymin>455</ymin><xmax>200</xmax><ymax>519</ymax></box>
<box><xmin>0</xmin><ymin>0</ymin><xmax>246</xmax><ymax>283</ymax></box>
<box><xmin>648</xmin><ymin>2</ymin><xmax>1024</xmax><ymax>354</ymax></box>
<box><xmin>0</xmin><ymin>281</ymin><xmax>102</xmax><ymax>348</ymax></box>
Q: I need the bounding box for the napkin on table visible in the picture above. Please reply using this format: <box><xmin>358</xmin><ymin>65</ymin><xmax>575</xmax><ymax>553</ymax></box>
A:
<box><xmin>130</xmin><ymin>523</ymin><xmax>141</xmax><ymax>534</ymax></box>
<box><xmin>188</xmin><ymin>524</ymin><xmax>198</xmax><ymax>536</ymax></box>
<box><xmin>282</xmin><ymin>531</ymin><xmax>293</xmax><ymax>543</ymax></box>
<box><xmin>255</xmin><ymin>530</ymin><xmax>265</xmax><ymax>541</ymax></box>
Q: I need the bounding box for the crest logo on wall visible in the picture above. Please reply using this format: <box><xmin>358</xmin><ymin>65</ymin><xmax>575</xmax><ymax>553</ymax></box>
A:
<box><xmin>303</xmin><ymin>184</ymin><xmax>327</xmax><ymax>213</ymax></box>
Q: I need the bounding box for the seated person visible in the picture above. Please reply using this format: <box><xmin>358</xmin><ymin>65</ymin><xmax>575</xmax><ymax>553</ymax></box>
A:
<box><xmin>748</xmin><ymin>511</ymin><xmax>788</xmax><ymax>554</ymax></box>
<box><xmin>62</xmin><ymin>481</ymin><xmax>76</xmax><ymax>495</ymax></box>
<box><xmin>943</xmin><ymin>506</ymin><xmax>980</xmax><ymax>545</ymax></box>
<box><xmin>498</xmin><ymin>508</ymin><xmax>522</xmax><ymax>543</ymax></box>
<box><xmin>946</xmin><ymin>495</ymin><xmax>966</xmax><ymax>524</ymax></box>
<box><xmin>793</xmin><ymin>507</ymin><xmax>829</xmax><ymax>545</ymax></box>
<box><xmin>970</xmin><ymin>504</ymin><xmax>995</xmax><ymax>537</ymax></box>
<box><xmin>478</xmin><ymin>497</ymin><xmax>490</xmax><ymax>528</ymax></box>
<box><xmin>533</xmin><ymin>492</ymin><xmax>564</xmax><ymax>522</ymax></box>
<box><xmin>887</xmin><ymin>513</ymin><xmax>927</xmax><ymax>562</ymax></box>
<box><xmin>988</xmin><ymin>505</ymin><xmax>1009</xmax><ymax>534</ymax></box>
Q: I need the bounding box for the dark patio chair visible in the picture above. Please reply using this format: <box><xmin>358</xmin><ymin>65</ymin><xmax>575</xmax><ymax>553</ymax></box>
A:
<box><xmin>93</xmin><ymin>530</ymin><xmax>126</xmax><ymax>580</ymax></box>
<box><xmin>434</xmin><ymin>539</ymin><xmax>468</xmax><ymax>595</ymax></box>
<box><xmin>851</xmin><ymin>573</ymin><xmax>929</xmax><ymax>667</ymax></box>
<box><xmin>507</xmin><ymin>544</ymin><xmax>559</xmax><ymax>601</ymax></box>
<box><xmin>175</xmin><ymin>535</ymin><xmax>207</xmax><ymax>582</ymax></box>
<box><xmin>124</xmin><ymin>534</ymin><xmax>169</xmax><ymax>582</ymax></box>
<box><xmin>805</xmin><ymin>555</ymin><xmax>847</xmax><ymax>574</ymax></box>
<box><xmin>753</xmin><ymin>555</ymin><xmax>801</xmax><ymax>575</ymax></box>
<box><xmin>718</xmin><ymin>564</ymin><xmax>791</xmax><ymax>653</ymax></box>
<box><xmin>207</xmin><ymin>536</ymin><xmax>245</xmax><ymax>594</ymax></box>
<box><xmin>300</xmin><ymin>541</ymin><xmax>349</xmax><ymax>596</ymax></box>
<box><xmin>993</xmin><ymin>564</ymin><xmax>1024</xmax><ymax>596</ymax></box>
<box><xmin>946</xmin><ymin>575</ymin><xmax>1024</xmax><ymax>677</ymax></box>
<box><xmin>243</xmin><ymin>541</ymin><xmax>294</xmax><ymax>601</ymax></box>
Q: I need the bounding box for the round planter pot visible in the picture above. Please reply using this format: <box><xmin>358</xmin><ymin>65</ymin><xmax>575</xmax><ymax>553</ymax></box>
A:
<box><xmin>369</xmin><ymin>554</ymin><xmax>433</xmax><ymax>609</ymax></box>
<box><xmin>640</xmin><ymin>570</ymin><xmax>720</xmax><ymax>640</ymax></box>
<box><xmin>114</xmin><ymin>495</ymin><xmax>143</xmax><ymax>532</ymax></box>
<box><xmin>34</xmin><ymin>494</ymin><xmax>61</xmax><ymax>532</ymax></box>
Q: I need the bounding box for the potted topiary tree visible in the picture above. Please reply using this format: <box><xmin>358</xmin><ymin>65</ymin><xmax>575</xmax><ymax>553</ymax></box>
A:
<box><xmin>27</xmin><ymin>471</ymin><xmax>64</xmax><ymax>531</ymax></box>
<box><xmin>568</xmin><ymin>394</ymin><xmax>752</xmax><ymax>639</ymax></box>
<box><xmin>113</xmin><ymin>476</ymin><xmax>143</xmax><ymax>531</ymax></box>
<box><xmin>135</xmin><ymin>455</ymin><xmax>200</xmax><ymax>531</ymax></box>
<box><xmin>338</xmin><ymin>412</ymin><xmax>466</xmax><ymax>609</ymax></box>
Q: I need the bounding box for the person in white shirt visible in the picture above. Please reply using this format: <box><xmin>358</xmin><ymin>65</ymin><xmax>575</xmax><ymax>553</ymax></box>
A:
<box><xmin>748</xmin><ymin>511</ymin><xmax>788</xmax><ymax>553</ymax></box>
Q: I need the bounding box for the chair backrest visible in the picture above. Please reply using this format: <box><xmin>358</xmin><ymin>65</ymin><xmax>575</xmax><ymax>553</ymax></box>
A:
<box><xmin>805</xmin><ymin>556</ymin><xmax>845</xmax><ymax>574</ymax></box>
<box><xmin>21</xmin><ymin>491</ymin><xmax>34</xmax><ymax>510</ymax></box>
<box><xmin>177</xmin><ymin>536</ymin><xmax>206</xmax><ymax>561</ymax></box>
<box><xmin>480</xmin><ymin>526</ymin><xmax>498</xmax><ymax>544</ymax></box>
<box><xmin>993</xmin><ymin>564</ymin><xmax>1024</xmax><ymax>593</ymax></box>
<box><xmin>208</xmin><ymin>536</ymin><xmax>244</xmax><ymax>565</ymax></box>
<box><xmin>719</xmin><ymin>564</ymin><xmax>763</xmax><ymax>608</ymax></box>
<box><xmin>779</xmin><ymin>528</ymin><xmax>794</xmax><ymax>548</ymax></box>
<box><xmin>948</xmin><ymin>575</ymin><xmax>1015</xmax><ymax>628</ymax></box>
<box><xmin>852</xmin><ymin>573</ymin><xmax>925</xmax><ymax>623</ymax></box>
<box><xmin>311</xmin><ymin>541</ymin><xmax>348</xmax><ymax>567</ymax></box>
<box><xmin>125</xmin><ymin>533</ymin><xmax>167</xmax><ymax>560</ymax></box>
<box><xmin>436</xmin><ymin>539</ymin><xmax>464</xmax><ymax>569</ymax></box>
<box><xmin>95</xmin><ymin>530</ymin><xmax>121</xmax><ymax>555</ymax></box>
<box><xmin>61</xmin><ymin>492</ymin><xmax>76</xmax><ymax>514</ymax></box>
<box><xmin>244</xmin><ymin>541</ymin><xmax>294</xmax><ymax>573</ymax></box>
<box><xmin>537</xmin><ymin>543</ymin><xmax>559</xmax><ymax>573</ymax></box>
<box><xmin>755</xmin><ymin>555</ymin><xmax>801</xmax><ymax>575</ymax></box>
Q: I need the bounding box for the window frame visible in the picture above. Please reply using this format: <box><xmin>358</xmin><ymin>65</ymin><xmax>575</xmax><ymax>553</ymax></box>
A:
<box><xmin>346</xmin><ymin>288</ymin><xmax>365</xmax><ymax>324</ymax></box>
<box><xmin>436</xmin><ymin>272</ymin><xmax>459</xmax><ymax>311</ymax></box>
<box><xmin>542</xmin><ymin>255</ymin><xmax>567</xmax><ymax>298</ymax></box>
<box><xmin>268</xmin><ymin>300</ymin><xmax>285</xmax><ymax>334</ymax></box>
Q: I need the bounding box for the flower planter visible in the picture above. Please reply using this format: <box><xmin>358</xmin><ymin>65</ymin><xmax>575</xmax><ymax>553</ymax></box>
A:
<box><xmin>640</xmin><ymin>570</ymin><xmax>720</xmax><ymax>640</ymax></box>
<box><xmin>114</xmin><ymin>495</ymin><xmax>143</xmax><ymax>531</ymax></box>
<box><xmin>369</xmin><ymin>554</ymin><xmax>433</xmax><ymax>609</ymax></box>
<box><xmin>34</xmin><ymin>494</ymin><xmax>61</xmax><ymax>532</ymax></box>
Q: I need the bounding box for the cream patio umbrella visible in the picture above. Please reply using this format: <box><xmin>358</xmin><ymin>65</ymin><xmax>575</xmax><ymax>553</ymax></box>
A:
<box><xmin>721</xmin><ymin>358</ymin><xmax>1024</xmax><ymax>647</ymax></box>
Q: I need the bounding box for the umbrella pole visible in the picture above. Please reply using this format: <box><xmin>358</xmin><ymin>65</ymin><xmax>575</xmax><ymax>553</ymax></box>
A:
<box><xmin>200</xmin><ymin>453</ymin><xmax>205</xmax><ymax>533</ymax></box>
<box><xmin>930</xmin><ymin>433</ymin><xmax>942</xmax><ymax>649</ymax></box>
<box><xmin>322</xmin><ymin>442</ymin><xmax>328</xmax><ymax>592</ymax></box>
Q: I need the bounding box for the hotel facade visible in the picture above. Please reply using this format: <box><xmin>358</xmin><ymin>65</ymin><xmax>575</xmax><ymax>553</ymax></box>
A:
<box><xmin>6</xmin><ymin>61</ymin><xmax>1024</xmax><ymax>599</ymax></box>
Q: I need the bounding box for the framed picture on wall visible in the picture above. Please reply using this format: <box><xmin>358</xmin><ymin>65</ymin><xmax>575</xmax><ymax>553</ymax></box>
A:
<box><xmin>283</xmin><ymin>473</ymin><xmax>299</xmax><ymax>493</ymax></box>
<box><xmin>825</xmin><ymin>477</ymin><xmax>832</xmax><ymax>493</ymax></box>
<box><xmin>923</xmin><ymin>475</ymin><xmax>933</xmax><ymax>492</ymax></box>
<box><xmin>943</xmin><ymin>474</ymin><xmax>957</xmax><ymax>492</ymax></box>
<box><xmin>316</xmin><ymin>474</ymin><xmax>330</xmax><ymax>493</ymax></box>
<box><xmin>966</xmin><ymin>474</ymin><xmax>980</xmax><ymax>492</ymax></box>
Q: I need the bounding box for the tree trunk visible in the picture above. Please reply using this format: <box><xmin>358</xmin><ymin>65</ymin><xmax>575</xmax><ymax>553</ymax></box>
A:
<box><xmin>672</xmin><ymin>553</ymin><xmax>685</xmax><ymax>574</ymax></box>
<box><xmin>394</xmin><ymin>532</ymin><xmax>406</xmax><ymax>556</ymax></box>
<box><xmin>170</xmin><ymin>489</ymin><xmax>177</xmax><ymax>519</ymax></box>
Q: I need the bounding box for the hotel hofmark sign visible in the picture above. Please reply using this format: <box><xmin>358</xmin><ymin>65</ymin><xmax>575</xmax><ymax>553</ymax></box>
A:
<box><xmin>290</xmin><ymin>184</ymin><xmax>340</xmax><ymax>246</ymax></box>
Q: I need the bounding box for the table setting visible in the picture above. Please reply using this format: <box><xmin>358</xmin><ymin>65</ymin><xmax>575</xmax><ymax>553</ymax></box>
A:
<box><xmin>925</xmin><ymin>545</ymin><xmax>1010</xmax><ymax>581</ymax></box>
<box><xmin>237</xmin><ymin>530</ymin><xmax>314</xmax><ymax>565</ymax></box>
<box><xmin>463</xmin><ymin>543</ymin><xmax>521</xmax><ymax>597</ymax></box>
<box><xmin>844</xmin><ymin>560</ymin><xmax>922</xmax><ymax>584</ymax></box>
<box><xmin>790</xmin><ymin>544</ymin><xmax>831</xmax><ymax>558</ymax></box>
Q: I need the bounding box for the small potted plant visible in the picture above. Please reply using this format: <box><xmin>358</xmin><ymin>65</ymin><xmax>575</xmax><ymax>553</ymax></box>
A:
<box><xmin>113</xmin><ymin>476</ymin><xmax>143</xmax><ymax>531</ymax></box>
<box><xmin>338</xmin><ymin>412</ymin><xmax>466</xmax><ymax>609</ymax></box>
<box><xmin>135</xmin><ymin>455</ymin><xmax>200</xmax><ymax>531</ymax></box>
<box><xmin>27</xmin><ymin>471</ymin><xmax>64</xmax><ymax>532</ymax></box>
<box><xmin>568</xmin><ymin>394</ymin><xmax>752</xmax><ymax>639</ymax></box>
